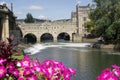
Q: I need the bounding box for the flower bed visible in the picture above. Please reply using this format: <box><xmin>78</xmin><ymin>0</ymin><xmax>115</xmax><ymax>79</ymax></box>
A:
<box><xmin>97</xmin><ymin>64</ymin><xmax>120</xmax><ymax>80</ymax></box>
<box><xmin>0</xmin><ymin>36</ymin><xmax>76</xmax><ymax>80</ymax></box>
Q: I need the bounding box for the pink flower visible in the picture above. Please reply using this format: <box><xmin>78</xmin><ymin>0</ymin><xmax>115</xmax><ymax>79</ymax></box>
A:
<box><xmin>12</xmin><ymin>69</ymin><xmax>19</xmax><ymax>77</ymax></box>
<box><xmin>33</xmin><ymin>66</ymin><xmax>42</xmax><ymax>72</ymax></box>
<box><xmin>0</xmin><ymin>59</ymin><xmax>6</xmax><ymax>64</ymax></box>
<box><xmin>24</xmin><ymin>55</ymin><xmax>30</xmax><ymax>60</ymax></box>
<box><xmin>97</xmin><ymin>66</ymin><xmax>120</xmax><ymax>80</ymax></box>
<box><xmin>46</xmin><ymin>67</ymin><xmax>54</xmax><ymax>78</ymax></box>
<box><xmin>7</xmin><ymin>62</ymin><xmax>15</xmax><ymax>72</ymax></box>
<box><xmin>23</xmin><ymin>68</ymin><xmax>33</xmax><ymax>77</ymax></box>
<box><xmin>63</xmin><ymin>69</ymin><xmax>71</xmax><ymax>80</ymax></box>
<box><xmin>41</xmin><ymin>59</ymin><xmax>76</xmax><ymax>79</ymax></box>
<box><xmin>21</xmin><ymin>56</ymin><xmax>31</xmax><ymax>68</ymax></box>
<box><xmin>21</xmin><ymin>60</ymin><xmax>30</xmax><ymax>68</ymax></box>
<box><xmin>31</xmin><ymin>60</ymin><xmax>40</xmax><ymax>67</ymax></box>
<box><xmin>64</xmin><ymin>73</ymin><xmax>71</xmax><ymax>80</ymax></box>
<box><xmin>113</xmin><ymin>69</ymin><xmax>120</xmax><ymax>77</ymax></box>
<box><xmin>68</xmin><ymin>68</ymin><xmax>76</xmax><ymax>75</ymax></box>
<box><xmin>0</xmin><ymin>66</ymin><xmax>6</xmax><ymax>78</ymax></box>
<box><xmin>18</xmin><ymin>77</ymin><xmax>24</xmax><ymax>80</ymax></box>
<box><xmin>112</xmin><ymin>64</ymin><xmax>120</xmax><ymax>70</ymax></box>
<box><xmin>97</xmin><ymin>71</ymin><xmax>111</xmax><ymax>80</ymax></box>
<box><xmin>43</xmin><ymin>60</ymin><xmax>52</xmax><ymax>68</ymax></box>
<box><xmin>26</xmin><ymin>75</ymin><xmax>37</xmax><ymax>80</ymax></box>
<box><xmin>105</xmin><ymin>75</ymin><xmax>118</xmax><ymax>80</ymax></box>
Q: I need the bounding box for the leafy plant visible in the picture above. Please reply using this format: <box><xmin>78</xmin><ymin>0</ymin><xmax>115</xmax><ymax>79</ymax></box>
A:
<box><xmin>0</xmin><ymin>36</ymin><xmax>76</xmax><ymax>80</ymax></box>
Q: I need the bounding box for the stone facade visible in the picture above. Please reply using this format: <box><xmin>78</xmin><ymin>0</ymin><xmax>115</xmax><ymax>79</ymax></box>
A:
<box><xmin>18</xmin><ymin>4</ymin><xmax>91</xmax><ymax>43</ymax></box>
<box><xmin>0</xmin><ymin>4</ymin><xmax>16</xmax><ymax>42</ymax></box>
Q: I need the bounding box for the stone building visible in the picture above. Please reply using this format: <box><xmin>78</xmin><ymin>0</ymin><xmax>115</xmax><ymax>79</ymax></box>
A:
<box><xmin>0</xmin><ymin>3</ymin><xmax>16</xmax><ymax>42</ymax></box>
<box><xmin>18</xmin><ymin>4</ymin><xmax>91</xmax><ymax>43</ymax></box>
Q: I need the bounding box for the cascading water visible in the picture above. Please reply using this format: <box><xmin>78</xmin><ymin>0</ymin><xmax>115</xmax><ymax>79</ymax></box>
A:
<box><xmin>23</xmin><ymin>43</ymin><xmax>92</xmax><ymax>55</ymax></box>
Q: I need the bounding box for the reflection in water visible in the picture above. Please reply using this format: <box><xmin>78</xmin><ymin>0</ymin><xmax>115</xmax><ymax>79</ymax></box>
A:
<box><xmin>30</xmin><ymin>45</ymin><xmax>120</xmax><ymax>80</ymax></box>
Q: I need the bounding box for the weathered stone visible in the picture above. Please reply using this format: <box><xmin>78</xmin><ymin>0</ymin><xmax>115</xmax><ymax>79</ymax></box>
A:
<box><xmin>0</xmin><ymin>4</ymin><xmax>16</xmax><ymax>42</ymax></box>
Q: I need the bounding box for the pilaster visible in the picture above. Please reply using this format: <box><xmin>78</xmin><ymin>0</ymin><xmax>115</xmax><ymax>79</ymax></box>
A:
<box><xmin>2</xmin><ymin>15</ymin><xmax>9</xmax><ymax>42</ymax></box>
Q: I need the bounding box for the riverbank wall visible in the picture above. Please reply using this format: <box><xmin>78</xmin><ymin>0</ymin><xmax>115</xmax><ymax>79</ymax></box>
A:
<box><xmin>83</xmin><ymin>38</ymin><xmax>120</xmax><ymax>51</ymax></box>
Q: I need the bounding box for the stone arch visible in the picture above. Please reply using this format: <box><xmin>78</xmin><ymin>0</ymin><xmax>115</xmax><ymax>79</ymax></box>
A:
<box><xmin>40</xmin><ymin>33</ymin><xmax>53</xmax><ymax>42</ymax></box>
<box><xmin>24</xmin><ymin>33</ymin><xmax>37</xmax><ymax>44</ymax></box>
<box><xmin>57</xmin><ymin>32</ymin><xmax>70</xmax><ymax>42</ymax></box>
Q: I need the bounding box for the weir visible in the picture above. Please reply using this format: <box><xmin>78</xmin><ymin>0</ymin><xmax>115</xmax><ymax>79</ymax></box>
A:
<box><xmin>23</xmin><ymin>43</ymin><xmax>91</xmax><ymax>55</ymax></box>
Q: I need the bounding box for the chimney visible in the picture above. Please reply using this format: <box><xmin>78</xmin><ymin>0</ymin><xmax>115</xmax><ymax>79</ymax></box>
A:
<box><xmin>11</xmin><ymin>3</ymin><xmax>13</xmax><ymax>12</ymax></box>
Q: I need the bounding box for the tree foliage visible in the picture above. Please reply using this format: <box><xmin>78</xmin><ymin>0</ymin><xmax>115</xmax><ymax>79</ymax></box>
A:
<box><xmin>89</xmin><ymin>0</ymin><xmax>120</xmax><ymax>43</ymax></box>
<box><xmin>24</xmin><ymin>13</ymin><xmax>35</xmax><ymax>23</ymax></box>
<box><xmin>84</xmin><ymin>21</ymin><xmax>95</xmax><ymax>33</ymax></box>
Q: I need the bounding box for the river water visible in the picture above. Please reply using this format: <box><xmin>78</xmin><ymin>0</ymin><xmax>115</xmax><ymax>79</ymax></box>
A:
<box><xmin>28</xmin><ymin>43</ymin><xmax>120</xmax><ymax>80</ymax></box>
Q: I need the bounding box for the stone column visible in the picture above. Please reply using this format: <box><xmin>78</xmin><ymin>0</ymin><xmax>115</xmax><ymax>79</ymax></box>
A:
<box><xmin>37</xmin><ymin>36</ymin><xmax>40</xmax><ymax>43</ymax></box>
<box><xmin>2</xmin><ymin>15</ymin><xmax>9</xmax><ymax>42</ymax></box>
<box><xmin>1</xmin><ymin>17</ymin><xmax>4</xmax><ymax>41</ymax></box>
<box><xmin>5</xmin><ymin>15</ymin><xmax>9</xmax><ymax>38</ymax></box>
<box><xmin>53</xmin><ymin>35</ymin><xmax>58</xmax><ymax>42</ymax></box>
<box><xmin>69</xmin><ymin>34</ymin><xmax>73</xmax><ymax>42</ymax></box>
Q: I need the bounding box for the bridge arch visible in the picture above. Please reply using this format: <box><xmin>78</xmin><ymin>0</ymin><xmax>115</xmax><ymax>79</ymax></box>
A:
<box><xmin>40</xmin><ymin>33</ymin><xmax>54</xmax><ymax>42</ymax></box>
<box><xmin>24</xmin><ymin>33</ymin><xmax>37</xmax><ymax>44</ymax></box>
<box><xmin>57</xmin><ymin>32</ymin><xmax>70</xmax><ymax>42</ymax></box>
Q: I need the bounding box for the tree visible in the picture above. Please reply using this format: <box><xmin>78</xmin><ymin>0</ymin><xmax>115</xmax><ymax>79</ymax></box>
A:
<box><xmin>24</xmin><ymin>13</ymin><xmax>35</xmax><ymax>23</ymax></box>
<box><xmin>84</xmin><ymin>21</ymin><xmax>95</xmax><ymax>33</ymax></box>
<box><xmin>89</xmin><ymin>0</ymin><xmax>120</xmax><ymax>43</ymax></box>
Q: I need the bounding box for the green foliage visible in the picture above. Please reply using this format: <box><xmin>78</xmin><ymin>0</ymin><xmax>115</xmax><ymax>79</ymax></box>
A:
<box><xmin>89</xmin><ymin>0</ymin><xmax>120</xmax><ymax>43</ymax></box>
<box><xmin>24</xmin><ymin>13</ymin><xmax>35</xmax><ymax>23</ymax></box>
<box><xmin>84</xmin><ymin>21</ymin><xmax>95</xmax><ymax>33</ymax></box>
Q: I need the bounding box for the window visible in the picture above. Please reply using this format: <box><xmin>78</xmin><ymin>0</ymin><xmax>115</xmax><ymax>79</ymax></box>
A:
<box><xmin>83</xmin><ymin>17</ymin><xmax>87</xmax><ymax>21</ymax></box>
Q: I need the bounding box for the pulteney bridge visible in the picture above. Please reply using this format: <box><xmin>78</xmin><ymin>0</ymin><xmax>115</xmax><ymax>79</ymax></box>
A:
<box><xmin>18</xmin><ymin>4</ymin><xmax>91</xmax><ymax>43</ymax></box>
<box><xmin>18</xmin><ymin>20</ymin><xmax>77</xmax><ymax>43</ymax></box>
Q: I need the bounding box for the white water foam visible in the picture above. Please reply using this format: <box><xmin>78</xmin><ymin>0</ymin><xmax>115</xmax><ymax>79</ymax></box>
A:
<box><xmin>23</xmin><ymin>43</ymin><xmax>91</xmax><ymax>55</ymax></box>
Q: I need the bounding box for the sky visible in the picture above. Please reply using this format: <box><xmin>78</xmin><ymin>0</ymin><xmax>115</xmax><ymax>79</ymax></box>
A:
<box><xmin>0</xmin><ymin>0</ymin><xmax>93</xmax><ymax>20</ymax></box>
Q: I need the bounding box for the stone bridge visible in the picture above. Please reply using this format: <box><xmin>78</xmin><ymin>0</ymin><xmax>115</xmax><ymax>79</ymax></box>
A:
<box><xmin>18</xmin><ymin>4</ymin><xmax>91</xmax><ymax>43</ymax></box>
<box><xmin>18</xmin><ymin>20</ymin><xmax>77</xmax><ymax>43</ymax></box>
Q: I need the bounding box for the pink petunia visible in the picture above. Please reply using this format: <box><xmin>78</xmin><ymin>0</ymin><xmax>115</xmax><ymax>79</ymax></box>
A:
<box><xmin>106</xmin><ymin>75</ymin><xmax>119</xmax><ymax>80</ymax></box>
<box><xmin>33</xmin><ymin>66</ymin><xmax>43</xmax><ymax>72</ymax></box>
<box><xmin>21</xmin><ymin>56</ymin><xmax>31</xmax><ymax>68</ymax></box>
<box><xmin>26</xmin><ymin>75</ymin><xmax>37</xmax><ymax>80</ymax></box>
<box><xmin>7</xmin><ymin>62</ymin><xmax>15</xmax><ymax>71</ymax></box>
<box><xmin>0</xmin><ymin>59</ymin><xmax>6</xmax><ymax>64</ymax></box>
<box><xmin>12</xmin><ymin>69</ymin><xmax>19</xmax><ymax>77</ymax></box>
<box><xmin>68</xmin><ymin>68</ymin><xmax>76</xmax><ymax>75</ymax></box>
<box><xmin>18</xmin><ymin>77</ymin><xmax>24</xmax><ymax>80</ymax></box>
<box><xmin>21</xmin><ymin>60</ymin><xmax>30</xmax><ymax>68</ymax></box>
<box><xmin>24</xmin><ymin>55</ymin><xmax>30</xmax><ymax>60</ymax></box>
<box><xmin>0</xmin><ymin>66</ymin><xmax>6</xmax><ymax>78</ymax></box>
<box><xmin>23</xmin><ymin>68</ymin><xmax>33</xmax><ymax>77</ymax></box>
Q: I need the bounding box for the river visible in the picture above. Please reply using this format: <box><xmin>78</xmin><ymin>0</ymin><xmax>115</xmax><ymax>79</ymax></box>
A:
<box><xmin>27</xmin><ymin>43</ymin><xmax>120</xmax><ymax>80</ymax></box>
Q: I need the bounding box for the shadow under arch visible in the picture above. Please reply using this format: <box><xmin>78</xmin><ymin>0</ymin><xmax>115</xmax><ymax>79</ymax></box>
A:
<box><xmin>24</xmin><ymin>33</ymin><xmax>37</xmax><ymax>44</ymax></box>
<box><xmin>57</xmin><ymin>32</ymin><xmax>70</xmax><ymax>42</ymax></box>
<box><xmin>40</xmin><ymin>33</ymin><xmax>53</xmax><ymax>42</ymax></box>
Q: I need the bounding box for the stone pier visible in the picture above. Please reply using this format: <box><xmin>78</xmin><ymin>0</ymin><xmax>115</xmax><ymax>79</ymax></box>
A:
<box><xmin>0</xmin><ymin>4</ymin><xmax>16</xmax><ymax>42</ymax></box>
